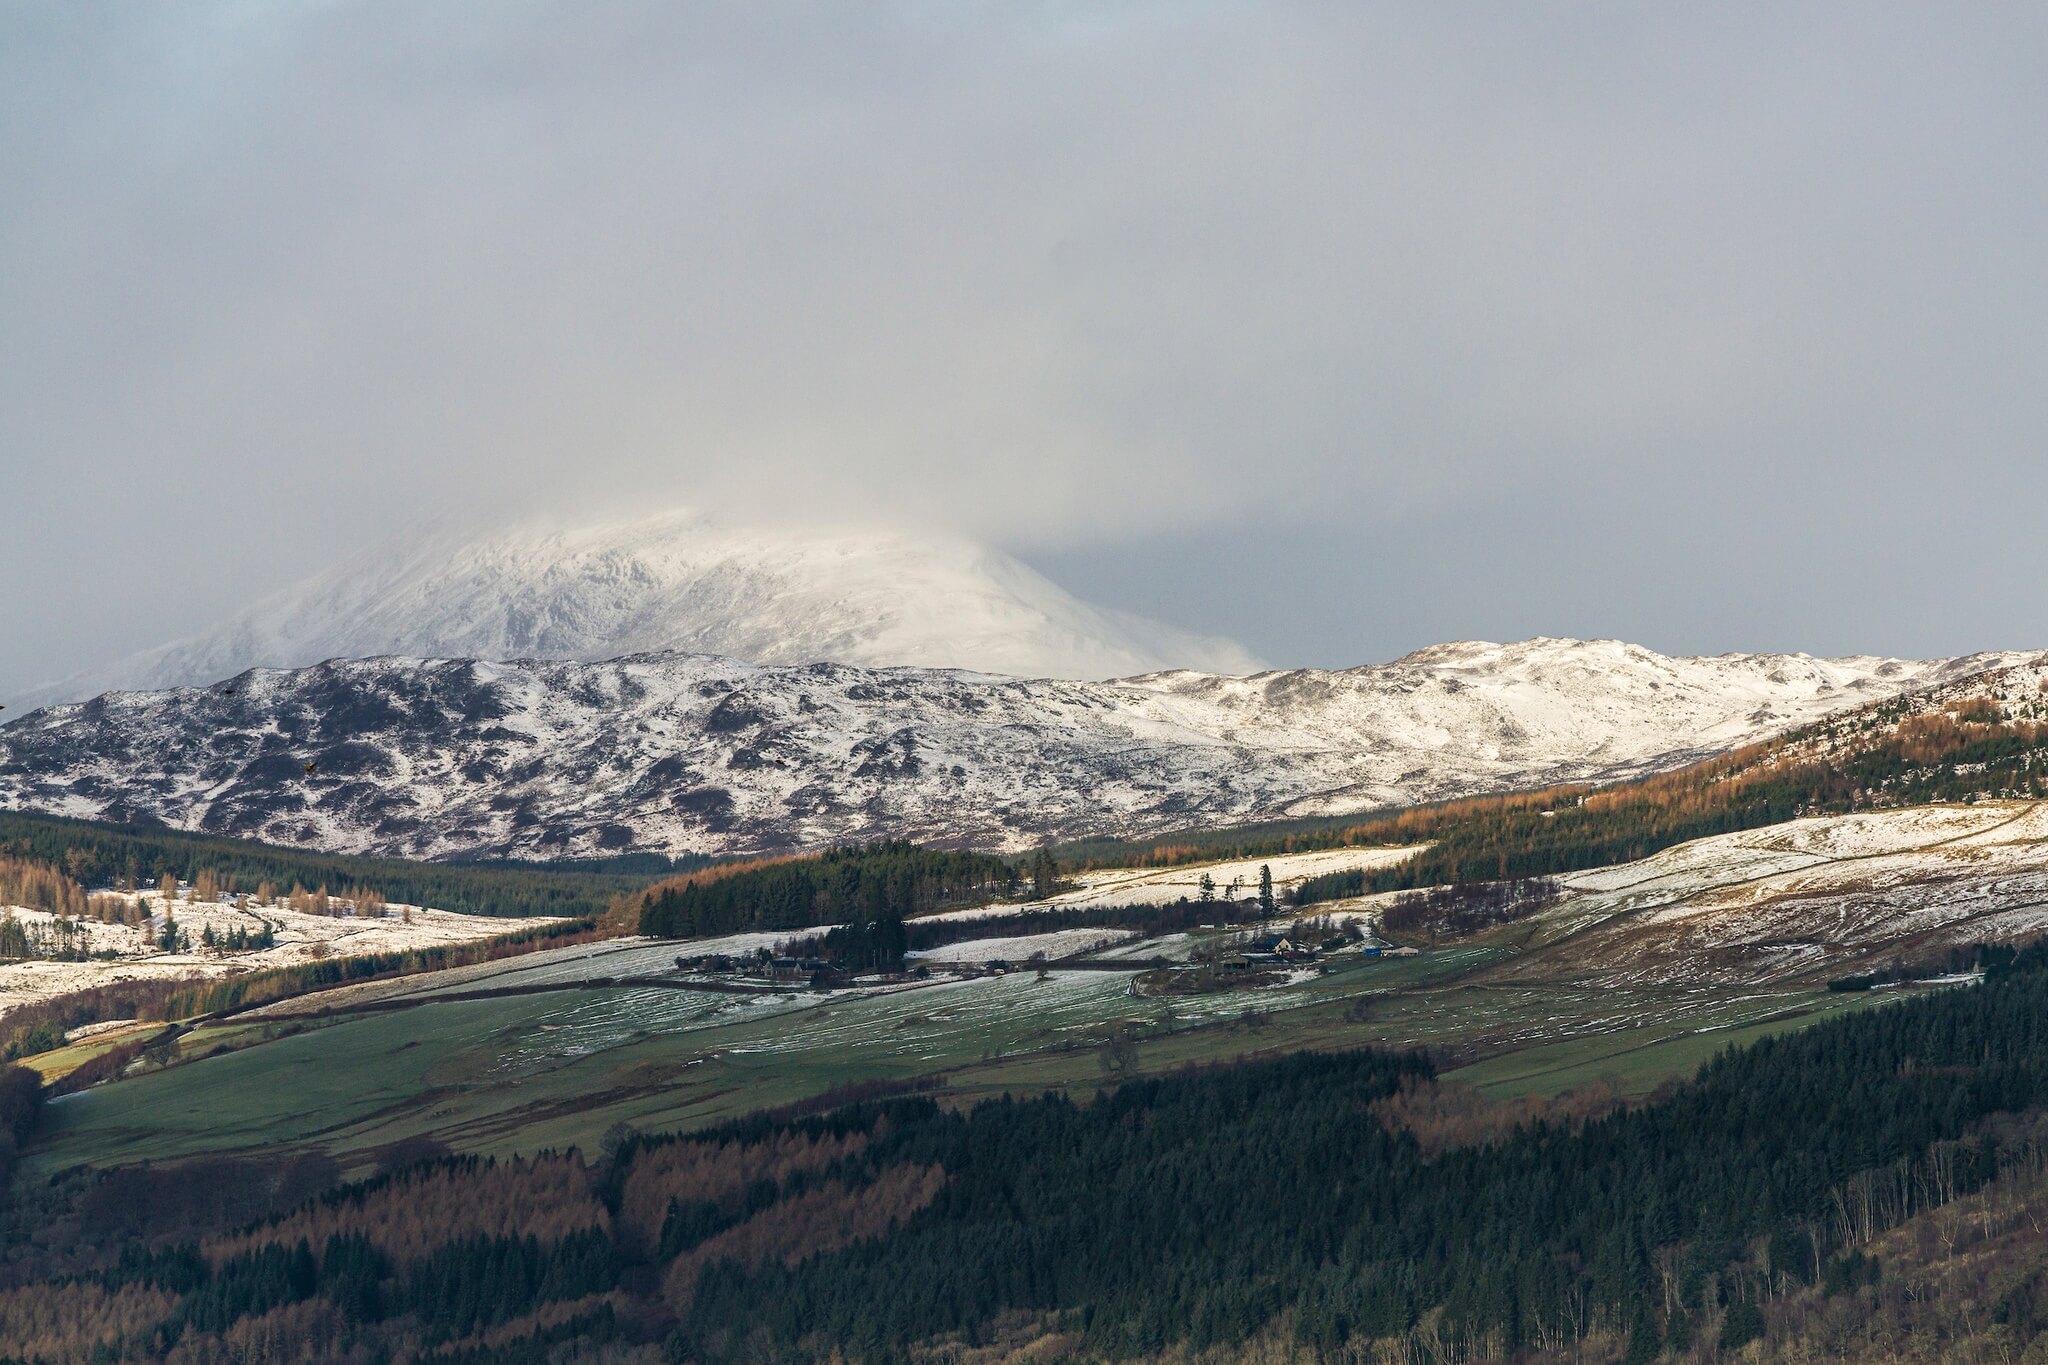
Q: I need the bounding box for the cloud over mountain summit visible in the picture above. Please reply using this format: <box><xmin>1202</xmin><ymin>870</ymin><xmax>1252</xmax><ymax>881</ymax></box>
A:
<box><xmin>25</xmin><ymin>510</ymin><xmax>1263</xmax><ymax>704</ymax></box>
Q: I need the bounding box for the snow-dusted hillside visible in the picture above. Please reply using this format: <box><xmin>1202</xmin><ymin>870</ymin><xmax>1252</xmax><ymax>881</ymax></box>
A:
<box><xmin>20</xmin><ymin>510</ymin><xmax>1262</xmax><ymax>704</ymax></box>
<box><xmin>0</xmin><ymin>889</ymin><xmax>528</xmax><ymax>1015</ymax></box>
<box><xmin>1486</xmin><ymin>800</ymin><xmax>2048</xmax><ymax>988</ymax></box>
<box><xmin>0</xmin><ymin>638</ymin><xmax>2025</xmax><ymax>860</ymax></box>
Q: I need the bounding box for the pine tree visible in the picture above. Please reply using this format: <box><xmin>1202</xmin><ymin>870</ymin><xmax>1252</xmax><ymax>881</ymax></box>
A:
<box><xmin>1030</xmin><ymin>848</ymin><xmax>1058</xmax><ymax>901</ymax></box>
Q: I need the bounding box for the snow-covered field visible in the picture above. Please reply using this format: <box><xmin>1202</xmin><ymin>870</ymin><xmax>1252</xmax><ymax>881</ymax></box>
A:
<box><xmin>482</xmin><ymin>967</ymin><xmax>1286</xmax><ymax>1080</ymax></box>
<box><xmin>1089</xmin><ymin>932</ymin><xmax>1202</xmax><ymax>962</ymax></box>
<box><xmin>1508</xmin><ymin>801</ymin><xmax>2048</xmax><ymax>985</ymax></box>
<box><xmin>0</xmin><ymin>889</ymin><xmax>546</xmax><ymax>1017</ymax></box>
<box><xmin>909</xmin><ymin>929</ymin><xmax>1136</xmax><ymax>965</ymax></box>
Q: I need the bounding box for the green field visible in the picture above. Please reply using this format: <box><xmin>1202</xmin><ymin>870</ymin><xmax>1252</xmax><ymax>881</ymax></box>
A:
<box><xmin>33</xmin><ymin>972</ymin><xmax>1161</xmax><ymax>1174</ymax></box>
<box><xmin>17</xmin><ymin>1023</ymin><xmax>164</xmax><ymax>1080</ymax></box>
<box><xmin>25</xmin><ymin>923</ymin><xmax>1905</xmax><ymax>1182</ymax></box>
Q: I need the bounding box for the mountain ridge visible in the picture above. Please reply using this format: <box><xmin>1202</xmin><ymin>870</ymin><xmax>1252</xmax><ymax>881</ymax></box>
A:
<box><xmin>1</xmin><ymin>637</ymin><xmax>2029</xmax><ymax>861</ymax></box>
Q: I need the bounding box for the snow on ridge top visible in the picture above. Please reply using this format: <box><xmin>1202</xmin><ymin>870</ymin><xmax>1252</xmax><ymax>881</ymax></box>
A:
<box><xmin>3</xmin><ymin>641</ymin><xmax>2034</xmax><ymax>863</ymax></box>
<box><xmin>17</xmin><ymin>509</ymin><xmax>1265</xmax><ymax>706</ymax></box>
<box><xmin>1367</xmin><ymin>637</ymin><xmax>2036</xmax><ymax>697</ymax></box>
<box><xmin>1392</xmin><ymin>636</ymin><xmax>1860</xmax><ymax>674</ymax></box>
<box><xmin>1158</xmin><ymin>638</ymin><xmax>2032</xmax><ymax>699</ymax></box>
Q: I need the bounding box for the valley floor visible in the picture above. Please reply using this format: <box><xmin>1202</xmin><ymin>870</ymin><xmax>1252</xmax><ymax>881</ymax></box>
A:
<box><xmin>21</xmin><ymin>801</ymin><xmax>2048</xmax><ymax>1194</ymax></box>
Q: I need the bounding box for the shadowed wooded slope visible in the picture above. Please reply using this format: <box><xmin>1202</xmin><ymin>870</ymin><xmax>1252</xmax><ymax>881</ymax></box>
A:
<box><xmin>9</xmin><ymin>939</ymin><xmax>2048</xmax><ymax>1360</ymax></box>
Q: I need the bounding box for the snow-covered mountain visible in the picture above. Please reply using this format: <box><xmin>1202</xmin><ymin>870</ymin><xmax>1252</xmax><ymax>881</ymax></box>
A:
<box><xmin>0</xmin><ymin>638</ymin><xmax>2027</xmax><ymax>860</ymax></box>
<box><xmin>19</xmin><ymin>510</ymin><xmax>1262</xmax><ymax>705</ymax></box>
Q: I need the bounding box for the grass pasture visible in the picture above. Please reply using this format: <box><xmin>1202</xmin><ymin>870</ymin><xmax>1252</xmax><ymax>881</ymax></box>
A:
<box><xmin>24</xmin><ymin>928</ymin><xmax>1883</xmax><ymax>1182</ymax></box>
<box><xmin>16</xmin><ymin>1023</ymin><xmax>162</xmax><ymax>1081</ymax></box>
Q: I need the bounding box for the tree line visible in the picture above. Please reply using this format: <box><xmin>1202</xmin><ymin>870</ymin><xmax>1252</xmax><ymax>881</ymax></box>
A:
<box><xmin>637</xmin><ymin>841</ymin><xmax>1018</xmax><ymax>939</ymax></box>
<box><xmin>0</xmin><ymin>1062</ymin><xmax>41</xmax><ymax>1198</ymax></box>
<box><xmin>0</xmin><ymin>808</ymin><xmax>668</xmax><ymax>919</ymax></box>
<box><xmin>1375</xmin><ymin>876</ymin><xmax>1563</xmax><ymax>939</ymax></box>
<box><xmin>770</xmin><ymin>895</ymin><xmax>1270</xmax><ymax>966</ymax></box>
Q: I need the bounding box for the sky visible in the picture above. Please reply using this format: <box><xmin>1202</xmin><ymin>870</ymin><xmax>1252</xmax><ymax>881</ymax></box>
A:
<box><xmin>4</xmin><ymin>2</ymin><xmax>2047</xmax><ymax>694</ymax></box>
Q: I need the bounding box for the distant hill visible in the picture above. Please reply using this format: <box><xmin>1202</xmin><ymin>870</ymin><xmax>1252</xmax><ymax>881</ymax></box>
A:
<box><xmin>16</xmin><ymin>509</ymin><xmax>1262</xmax><ymax>705</ymax></box>
<box><xmin>0</xmin><ymin>637</ymin><xmax>2026</xmax><ymax>861</ymax></box>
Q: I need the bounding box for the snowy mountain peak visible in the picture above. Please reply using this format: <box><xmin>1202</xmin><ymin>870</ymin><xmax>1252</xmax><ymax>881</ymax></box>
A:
<box><xmin>23</xmin><ymin>509</ymin><xmax>1263</xmax><ymax>703</ymax></box>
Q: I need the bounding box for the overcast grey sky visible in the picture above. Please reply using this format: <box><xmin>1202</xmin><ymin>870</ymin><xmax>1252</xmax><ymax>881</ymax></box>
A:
<box><xmin>4</xmin><ymin>2</ymin><xmax>2046</xmax><ymax>692</ymax></box>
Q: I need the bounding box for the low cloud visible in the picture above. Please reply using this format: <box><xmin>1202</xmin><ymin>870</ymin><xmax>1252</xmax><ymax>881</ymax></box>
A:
<box><xmin>4</xmin><ymin>3</ymin><xmax>2045</xmax><ymax>687</ymax></box>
